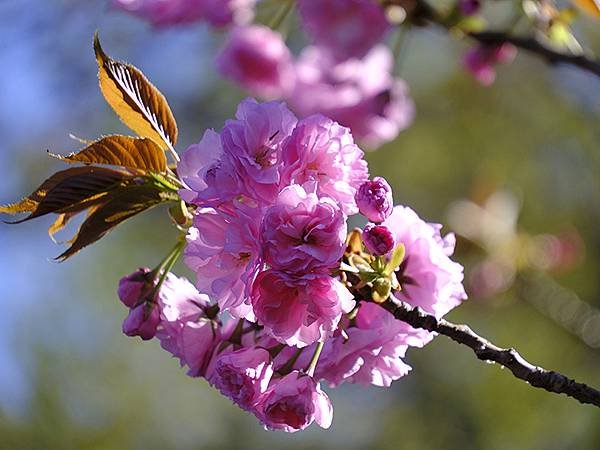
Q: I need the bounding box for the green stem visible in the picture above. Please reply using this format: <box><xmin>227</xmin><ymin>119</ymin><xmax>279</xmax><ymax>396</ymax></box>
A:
<box><xmin>150</xmin><ymin>172</ymin><xmax>180</xmax><ymax>193</ymax></box>
<box><xmin>393</xmin><ymin>24</ymin><xmax>412</xmax><ymax>76</ymax></box>
<box><xmin>165</xmin><ymin>167</ymin><xmax>183</xmax><ymax>188</ymax></box>
<box><xmin>151</xmin><ymin>237</ymin><xmax>186</xmax><ymax>300</ymax></box>
<box><xmin>268</xmin><ymin>0</ymin><xmax>293</xmax><ymax>30</ymax></box>
<box><xmin>305</xmin><ymin>341</ymin><xmax>324</xmax><ymax>377</ymax></box>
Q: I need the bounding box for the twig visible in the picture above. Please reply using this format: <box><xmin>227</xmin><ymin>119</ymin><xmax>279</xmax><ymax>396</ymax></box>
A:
<box><xmin>470</xmin><ymin>31</ymin><xmax>600</xmax><ymax>77</ymax></box>
<box><xmin>379</xmin><ymin>294</ymin><xmax>600</xmax><ymax>408</ymax></box>
<box><xmin>410</xmin><ymin>0</ymin><xmax>600</xmax><ymax>78</ymax></box>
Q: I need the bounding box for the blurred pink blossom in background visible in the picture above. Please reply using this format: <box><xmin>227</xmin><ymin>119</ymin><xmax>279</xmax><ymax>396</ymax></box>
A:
<box><xmin>217</xmin><ymin>25</ymin><xmax>295</xmax><ymax>99</ymax></box>
<box><xmin>112</xmin><ymin>0</ymin><xmax>256</xmax><ymax>27</ymax></box>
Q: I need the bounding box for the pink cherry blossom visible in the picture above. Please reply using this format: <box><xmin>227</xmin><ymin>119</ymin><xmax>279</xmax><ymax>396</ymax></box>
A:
<box><xmin>463</xmin><ymin>43</ymin><xmax>517</xmax><ymax>86</ymax></box>
<box><xmin>155</xmin><ymin>273</ymin><xmax>219</xmax><ymax>377</ymax></box>
<box><xmin>316</xmin><ymin>302</ymin><xmax>431</xmax><ymax>387</ymax></box>
<box><xmin>382</xmin><ymin>206</ymin><xmax>468</xmax><ymax>318</ymax></box>
<box><xmin>178</xmin><ymin>129</ymin><xmax>241</xmax><ymax>207</ymax></box>
<box><xmin>251</xmin><ymin>270</ymin><xmax>355</xmax><ymax>347</ymax></box>
<box><xmin>180</xmin><ymin>99</ymin><xmax>298</xmax><ymax>206</ymax></box>
<box><xmin>112</xmin><ymin>0</ymin><xmax>256</xmax><ymax>28</ymax></box>
<box><xmin>158</xmin><ymin>273</ymin><xmax>211</xmax><ymax>323</ymax></box>
<box><xmin>356</xmin><ymin>177</ymin><xmax>394</xmax><ymax>222</ymax></box>
<box><xmin>289</xmin><ymin>45</ymin><xmax>414</xmax><ymax>149</ymax></box>
<box><xmin>297</xmin><ymin>0</ymin><xmax>390</xmax><ymax>61</ymax></box>
<box><xmin>209</xmin><ymin>347</ymin><xmax>273</xmax><ymax>410</ymax></box>
<box><xmin>200</xmin><ymin>0</ymin><xmax>256</xmax><ymax>27</ymax></box>
<box><xmin>362</xmin><ymin>224</ymin><xmax>396</xmax><ymax>256</ymax></box>
<box><xmin>260</xmin><ymin>185</ymin><xmax>347</xmax><ymax>274</ymax></box>
<box><xmin>220</xmin><ymin>98</ymin><xmax>297</xmax><ymax>203</ymax></box>
<box><xmin>184</xmin><ymin>206</ymin><xmax>261</xmax><ymax>319</ymax></box>
<box><xmin>217</xmin><ymin>25</ymin><xmax>295</xmax><ymax>99</ymax></box>
<box><xmin>281</xmin><ymin>115</ymin><xmax>369</xmax><ymax>215</ymax></box>
<box><xmin>256</xmin><ymin>371</ymin><xmax>333</xmax><ymax>432</ymax></box>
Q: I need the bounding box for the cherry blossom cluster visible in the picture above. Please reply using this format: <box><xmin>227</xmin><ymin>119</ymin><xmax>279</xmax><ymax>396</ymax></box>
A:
<box><xmin>113</xmin><ymin>0</ymin><xmax>415</xmax><ymax>149</ymax></box>
<box><xmin>112</xmin><ymin>0</ymin><xmax>522</xmax><ymax>149</ymax></box>
<box><xmin>215</xmin><ymin>1</ymin><xmax>415</xmax><ymax>149</ymax></box>
<box><xmin>112</xmin><ymin>0</ymin><xmax>257</xmax><ymax>28</ymax></box>
<box><xmin>117</xmin><ymin>98</ymin><xmax>467</xmax><ymax>432</ymax></box>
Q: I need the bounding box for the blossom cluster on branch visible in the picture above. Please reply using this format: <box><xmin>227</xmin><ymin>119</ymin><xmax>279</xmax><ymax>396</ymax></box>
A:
<box><xmin>114</xmin><ymin>0</ymin><xmax>419</xmax><ymax>149</ymax></box>
<box><xmin>117</xmin><ymin>98</ymin><xmax>467</xmax><ymax>431</ymax></box>
<box><xmin>112</xmin><ymin>0</ymin><xmax>600</xmax><ymax>150</ymax></box>
<box><xmin>4</xmin><ymin>0</ymin><xmax>600</xmax><ymax>436</ymax></box>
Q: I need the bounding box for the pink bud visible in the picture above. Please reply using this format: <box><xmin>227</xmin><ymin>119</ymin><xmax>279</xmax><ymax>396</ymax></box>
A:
<box><xmin>463</xmin><ymin>43</ymin><xmax>516</xmax><ymax>86</ymax></box>
<box><xmin>459</xmin><ymin>0</ymin><xmax>481</xmax><ymax>15</ymax></box>
<box><xmin>362</xmin><ymin>224</ymin><xmax>395</xmax><ymax>255</ymax></box>
<box><xmin>355</xmin><ymin>177</ymin><xmax>394</xmax><ymax>223</ymax></box>
<box><xmin>122</xmin><ymin>302</ymin><xmax>160</xmax><ymax>340</ymax></box>
<box><xmin>118</xmin><ymin>267</ymin><xmax>155</xmax><ymax>308</ymax></box>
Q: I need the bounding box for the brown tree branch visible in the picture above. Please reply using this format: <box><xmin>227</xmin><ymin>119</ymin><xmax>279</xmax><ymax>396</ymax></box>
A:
<box><xmin>379</xmin><ymin>295</ymin><xmax>600</xmax><ymax>408</ymax></box>
<box><xmin>408</xmin><ymin>0</ymin><xmax>600</xmax><ymax>78</ymax></box>
<box><xmin>470</xmin><ymin>31</ymin><xmax>600</xmax><ymax>78</ymax></box>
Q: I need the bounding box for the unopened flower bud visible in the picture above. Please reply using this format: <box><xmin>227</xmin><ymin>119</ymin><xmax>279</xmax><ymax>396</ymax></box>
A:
<box><xmin>463</xmin><ymin>43</ymin><xmax>516</xmax><ymax>86</ymax></box>
<box><xmin>362</xmin><ymin>224</ymin><xmax>395</xmax><ymax>256</ymax></box>
<box><xmin>122</xmin><ymin>302</ymin><xmax>160</xmax><ymax>340</ymax></box>
<box><xmin>372</xmin><ymin>277</ymin><xmax>392</xmax><ymax>303</ymax></box>
<box><xmin>459</xmin><ymin>0</ymin><xmax>481</xmax><ymax>15</ymax></box>
<box><xmin>118</xmin><ymin>267</ymin><xmax>155</xmax><ymax>308</ymax></box>
<box><xmin>355</xmin><ymin>177</ymin><xmax>393</xmax><ymax>223</ymax></box>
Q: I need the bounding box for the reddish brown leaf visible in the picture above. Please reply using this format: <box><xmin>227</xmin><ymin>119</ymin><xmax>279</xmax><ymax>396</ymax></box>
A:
<box><xmin>51</xmin><ymin>135</ymin><xmax>167</xmax><ymax>173</ymax></box>
<box><xmin>94</xmin><ymin>33</ymin><xmax>178</xmax><ymax>151</ymax></box>
<box><xmin>1</xmin><ymin>166</ymin><xmax>132</xmax><ymax>222</ymax></box>
<box><xmin>55</xmin><ymin>185</ymin><xmax>169</xmax><ymax>260</ymax></box>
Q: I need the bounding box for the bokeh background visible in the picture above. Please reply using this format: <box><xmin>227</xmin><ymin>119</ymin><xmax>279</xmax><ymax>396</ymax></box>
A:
<box><xmin>2</xmin><ymin>1</ymin><xmax>600</xmax><ymax>449</ymax></box>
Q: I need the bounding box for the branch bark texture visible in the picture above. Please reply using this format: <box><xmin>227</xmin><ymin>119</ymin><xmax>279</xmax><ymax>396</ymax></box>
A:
<box><xmin>380</xmin><ymin>295</ymin><xmax>600</xmax><ymax>408</ymax></box>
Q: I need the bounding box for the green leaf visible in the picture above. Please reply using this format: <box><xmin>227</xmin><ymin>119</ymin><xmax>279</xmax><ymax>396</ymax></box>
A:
<box><xmin>546</xmin><ymin>22</ymin><xmax>583</xmax><ymax>54</ymax></box>
<box><xmin>359</xmin><ymin>271</ymin><xmax>380</xmax><ymax>283</ymax></box>
<box><xmin>55</xmin><ymin>184</ymin><xmax>169</xmax><ymax>261</ymax></box>
<box><xmin>372</xmin><ymin>278</ymin><xmax>392</xmax><ymax>303</ymax></box>
<box><xmin>457</xmin><ymin>16</ymin><xmax>487</xmax><ymax>33</ymax></box>
<box><xmin>384</xmin><ymin>244</ymin><xmax>406</xmax><ymax>276</ymax></box>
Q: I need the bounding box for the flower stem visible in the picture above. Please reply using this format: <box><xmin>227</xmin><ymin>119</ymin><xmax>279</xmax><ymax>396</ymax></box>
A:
<box><xmin>268</xmin><ymin>0</ymin><xmax>293</xmax><ymax>30</ymax></box>
<box><xmin>393</xmin><ymin>24</ymin><xmax>412</xmax><ymax>76</ymax></box>
<box><xmin>305</xmin><ymin>341</ymin><xmax>324</xmax><ymax>377</ymax></box>
<box><xmin>267</xmin><ymin>343</ymin><xmax>286</xmax><ymax>359</ymax></box>
<box><xmin>278</xmin><ymin>347</ymin><xmax>304</xmax><ymax>376</ymax></box>
<box><xmin>229</xmin><ymin>319</ymin><xmax>246</xmax><ymax>345</ymax></box>
<box><xmin>151</xmin><ymin>237</ymin><xmax>186</xmax><ymax>299</ymax></box>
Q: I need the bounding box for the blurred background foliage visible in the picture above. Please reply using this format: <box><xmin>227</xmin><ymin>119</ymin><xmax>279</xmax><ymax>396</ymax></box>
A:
<box><xmin>1</xmin><ymin>0</ymin><xmax>600</xmax><ymax>449</ymax></box>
